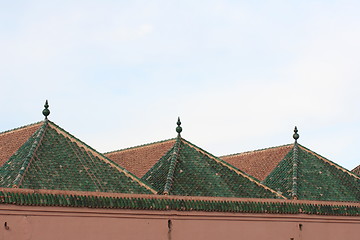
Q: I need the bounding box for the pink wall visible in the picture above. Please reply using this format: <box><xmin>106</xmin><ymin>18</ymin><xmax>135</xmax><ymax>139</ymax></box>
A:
<box><xmin>0</xmin><ymin>205</ymin><xmax>358</xmax><ymax>240</ymax></box>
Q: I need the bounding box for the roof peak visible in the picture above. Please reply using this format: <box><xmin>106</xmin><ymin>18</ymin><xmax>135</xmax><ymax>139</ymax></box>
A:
<box><xmin>0</xmin><ymin>120</ymin><xmax>157</xmax><ymax>194</ymax></box>
<box><xmin>143</xmin><ymin>137</ymin><xmax>286</xmax><ymax>199</ymax></box>
<box><xmin>264</xmin><ymin>144</ymin><xmax>360</xmax><ymax>201</ymax></box>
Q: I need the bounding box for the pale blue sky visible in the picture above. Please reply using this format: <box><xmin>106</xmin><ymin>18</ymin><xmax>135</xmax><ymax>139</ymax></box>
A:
<box><xmin>1</xmin><ymin>1</ymin><xmax>360</xmax><ymax>170</ymax></box>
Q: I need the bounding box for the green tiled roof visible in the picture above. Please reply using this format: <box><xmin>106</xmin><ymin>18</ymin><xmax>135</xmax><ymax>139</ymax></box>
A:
<box><xmin>0</xmin><ymin>188</ymin><xmax>358</xmax><ymax>216</ymax></box>
<box><xmin>0</xmin><ymin>120</ymin><xmax>155</xmax><ymax>194</ymax></box>
<box><xmin>142</xmin><ymin>136</ymin><xmax>284</xmax><ymax>199</ymax></box>
<box><xmin>263</xmin><ymin>144</ymin><xmax>360</xmax><ymax>202</ymax></box>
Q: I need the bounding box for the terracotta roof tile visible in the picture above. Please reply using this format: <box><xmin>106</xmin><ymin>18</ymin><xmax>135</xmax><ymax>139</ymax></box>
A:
<box><xmin>353</xmin><ymin>165</ymin><xmax>360</xmax><ymax>175</ymax></box>
<box><xmin>0</xmin><ymin>122</ymin><xmax>42</xmax><ymax>167</ymax></box>
<box><xmin>105</xmin><ymin>139</ymin><xmax>176</xmax><ymax>178</ymax></box>
<box><xmin>221</xmin><ymin>144</ymin><xmax>293</xmax><ymax>181</ymax></box>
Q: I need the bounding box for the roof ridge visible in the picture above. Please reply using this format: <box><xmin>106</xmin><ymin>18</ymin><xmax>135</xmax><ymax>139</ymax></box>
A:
<box><xmin>104</xmin><ymin>138</ymin><xmax>176</xmax><ymax>155</ymax></box>
<box><xmin>13</xmin><ymin>121</ymin><xmax>48</xmax><ymax>187</ymax></box>
<box><xmin>0</xmin><ymin>121</ymin><xmax>43</xmax><ymax>136</ymax></box>
<box><xmin>298</xmin><ymin>144</ymin><xmax>360</xmax><ymax>180</ymax></box>
<box><xmin>47</xmin><ymin>121</ymin><xmax>158</xmax><ymax>194</ymax></box>
<box><xmin>291</xmin><ymin>142</ymin><xmax>299</xmax><ymax>200</ymax></box>
<box><xmin>163</xmin><ymin>136</ymin><xmax>182</xmax><ymax>195</ymax></box>
<box><xmin>221</xmin><ymin>143</ymin><xmax>293</xmax><ymax>158</ymax></box>
<box><xmin>181</xmin><ymin>138</ymin><xmax>287</xmax><ymax>199</ymax></box>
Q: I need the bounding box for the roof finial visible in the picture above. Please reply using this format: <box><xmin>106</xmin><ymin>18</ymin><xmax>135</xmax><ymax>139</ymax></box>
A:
<box><xmin>42</xmin><ymin>100</ymin><xmax>50</xmax><ymax>119</ymax></box>
<box><xmin>293</xmin><ymin>126</ymin><xmax>299</xmax><ymax>142</ymax></box>
<box><xmin>176</xmin><ymin>117</ymin><xmax>182</xmax><ymax>134</ymax></box>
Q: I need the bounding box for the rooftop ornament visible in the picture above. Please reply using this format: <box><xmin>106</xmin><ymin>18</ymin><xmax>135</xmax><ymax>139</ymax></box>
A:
<box><xmin>42</xmin><ymin>100</ymin><xmax>50</xmax><ymax>119</ymax></box>
<box><xmin>176</xmin><ymin>117</ymin><xmax>182</xmax><ymax>134</ymax></box>
<box><xmin>293</xmin><ymin>126</ymin><xmax>299</xmax><ymax>142</ymax></box>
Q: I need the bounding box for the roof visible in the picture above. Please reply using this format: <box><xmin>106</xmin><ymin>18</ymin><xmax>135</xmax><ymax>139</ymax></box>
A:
<box><xmin>142</xmin><ymin>134</ymin><xmax>284</xmax><ymax>199</ymax></box>
<box><xmin>0</xmin><ymin>122</ymin><xmax>42</xmax><ymax>167</ymax></box>
<box><xmin>0</xmin><ymin>120</ymin><xmax>156</xmax><ymax>194</ymax></box>
<box><xmin>105</xmin><ymin>139</ymin><xmax>176</xmax><ymax>178</ymax></box>
<box><xmin>221</xmin><ymin>144</ymin><xmax>293</xmax><ymax>181</ymax></box>
<box><xmin>1</xmin><ymin>103</ymin><xmax>359</xmax><ymax>216</ymax></box>
<box><xmin>263</xmin><ymin>144</ymin><xmax>360</xmax><ymax>202</ymax></box>
<box><xmin>0</xmin><ymin>187</ymin><xmax>358</xmax><ymax>216</ymax></box>
<box><xmin>353</xmin><ymin>165</ymin><xmax>360</xmax><ymax>175</ymax></box>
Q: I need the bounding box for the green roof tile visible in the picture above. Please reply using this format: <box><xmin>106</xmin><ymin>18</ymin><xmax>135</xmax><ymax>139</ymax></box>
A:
<box><xmin>0</xmin><ymin>121</ymin><xmax>156</xmax><ymax>195</ymax></box>
<box><xmin>142</xmin><ymin>136</ymin><xmax>284</xmax><ymax>199</ymax></box>
<box><xmin>263</xmin><ymin>144</ymin><xmax>360</xmax><ymax>202</ymax></box>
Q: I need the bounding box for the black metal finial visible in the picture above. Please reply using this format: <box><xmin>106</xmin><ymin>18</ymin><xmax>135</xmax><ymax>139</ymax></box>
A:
<box><xmin>293</xmin><ymin>126</ymin><xmax>299</xmax><ymax>141</ymax></box>
<box><xmin>176</xmin><ymin>117</ymin><xmax>182</xmax><ymax>134</ymax></box>
<box><xmin>42</xmin><ymin>100</ymin><xmax>50</xmax><ymax>119</ymax></box>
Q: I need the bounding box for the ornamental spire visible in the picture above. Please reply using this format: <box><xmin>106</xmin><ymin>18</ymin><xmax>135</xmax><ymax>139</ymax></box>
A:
<box><xmin>293</xmin><ymin>126</ymin><xmax>299</xmax><ymax>143</ymax></box>
<box><xmin>292</xmin><ymin>126</ymin><xmax>299</xmax><ymax>200</ymax></box>
<box><xmin>42</xmin><ymin>100</ymin><xmax>50</xmax><ymax>119</ymax></box>
<box><xmin>176</xmin><ymin>117</ymin><xmax>182</xmax><ymax>134</ymax></box>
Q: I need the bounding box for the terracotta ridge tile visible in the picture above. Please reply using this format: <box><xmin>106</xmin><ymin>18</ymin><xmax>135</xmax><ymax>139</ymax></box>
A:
<box><xmin>104</xmin><ymin>138</ymin><xmax>176</xmax><ymax>155</ymax></box>
<box><xmin>47</xmin><ymin>121</ymin><xmax>158</xmax><ymax>194</ymax></box>
<box><xmin>298</xmin><ymin>144</ymin><xmax>360</xmax><ymax>180</ymax></box>
<box><xmin>181</xmin><ymin>138</ymin><xmax>287</xmax><ymax>199</ymax></box>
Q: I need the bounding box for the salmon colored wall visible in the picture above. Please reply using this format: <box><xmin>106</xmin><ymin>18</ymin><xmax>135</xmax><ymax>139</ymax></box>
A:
<box><xmin>0</xmin><ymin>205</ymin><xmax>358</xmax><ymax>240</ymax></box>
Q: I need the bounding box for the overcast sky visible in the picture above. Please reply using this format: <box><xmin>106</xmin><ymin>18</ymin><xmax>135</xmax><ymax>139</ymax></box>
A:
<box><xmin>1</xmin><ymin>1</ymin><xmax>360</xmax><ymax>170</ymax></box>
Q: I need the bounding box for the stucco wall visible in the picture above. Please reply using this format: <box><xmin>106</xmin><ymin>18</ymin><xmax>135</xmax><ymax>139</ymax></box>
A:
<box><xmin>0</xmin><ymin>205</ymin><xmax>358</xmax><ymax>240</ymax></box>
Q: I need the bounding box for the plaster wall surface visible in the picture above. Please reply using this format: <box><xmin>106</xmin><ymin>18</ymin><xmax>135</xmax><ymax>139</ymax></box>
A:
<box><xmin>0</xmin><ymin>205</ymin><xmax>358</xmax><ymax>240</ymax></box>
